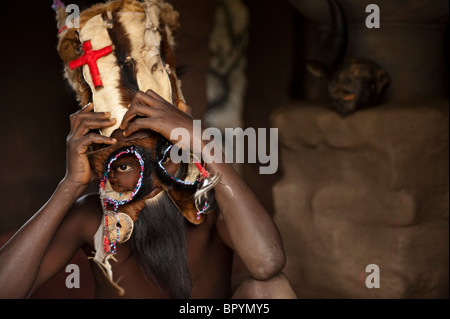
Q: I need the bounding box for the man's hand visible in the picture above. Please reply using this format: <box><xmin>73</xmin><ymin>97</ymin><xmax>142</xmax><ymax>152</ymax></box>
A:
<box><xmin>120</xmin><ymin>90</ymin><xmax>194</xmax><ymax>151</ymax></box>
<box><xmin>64</xmin><ymin>102</ymin><xmax>117</xmax><ymax>187</ymax></box>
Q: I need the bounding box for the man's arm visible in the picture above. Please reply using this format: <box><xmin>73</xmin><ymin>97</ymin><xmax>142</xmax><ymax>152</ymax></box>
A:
<box><xmin>0</xmin><ymin>181</ymin><xmax>83</xmax><ymax>298</ymax></box>
<box><xmin>121</xmin><ymin>90</ymin><xmax>286</xmax><ymax>281</ymax></box>
<box><xmin>0</xmin><ymin>103</ymin><xmax>116</xmax><ymax>298</ymax></box>
<box><xmin>208</xmin><ymin>160</ymin><xmax>286</xmax><ymax>280</ymax></box>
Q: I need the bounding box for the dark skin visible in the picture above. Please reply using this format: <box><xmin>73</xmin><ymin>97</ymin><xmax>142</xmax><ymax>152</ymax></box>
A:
<box><xmin>0</xmin><ymin>90</ymin><xmax>296</xmax><ymax>299</ymax></box>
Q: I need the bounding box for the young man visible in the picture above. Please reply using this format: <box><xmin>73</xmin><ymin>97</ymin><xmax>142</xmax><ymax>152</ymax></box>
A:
<box><xmin>0</xmin><ymin>0</ymin><xmax>296</xmax><ymax>299</ymax></box>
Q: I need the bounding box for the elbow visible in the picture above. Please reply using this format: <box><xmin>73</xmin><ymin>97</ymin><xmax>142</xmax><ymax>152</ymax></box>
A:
<box><xmin>249</xmin><ymin>249</ymin><xmax>286</xmax><ymax>281</ymax></box>
<box><xmin>246</xmin><ymin>230</ymin><xmax>287</xmax><ymax>281</ymax></box>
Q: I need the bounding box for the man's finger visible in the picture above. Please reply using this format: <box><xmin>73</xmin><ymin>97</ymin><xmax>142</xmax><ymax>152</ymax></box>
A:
<box><xmin>134</xmin><ymin>90</ymin><xmax>173</xmax><ymax>109</ymax></box>
<box><xmin>122</xmin><ymin>117</ymin><xmax>161</xmax><ymax>137</ymax></box>
<box><xmin>71</xmin><ymin>111</ymin><xmax>111</xmax><ymax>130</ymax></box>
<box><xmin>77</xmin><ymin>133</ymin><xmax>117</xmax><ymax>150</ymax></box>
<box><xmin>120</xmin><ymin>103</ymin><xmax>159</xmax><ymax>130</ymax></box>
<box><xmin>144</xmin><ymin>89</ymin><xmax>167</xmax><ymax>103</ymax></box>
<box><xmin>81</xmin><ymin>102</ymin><xmax>94</xmax><ymax>112</ymax></box>
<box><xmin>72</xmin><ymin>118</ymin><xmax>117</xmax><ymax>139</ymax></box>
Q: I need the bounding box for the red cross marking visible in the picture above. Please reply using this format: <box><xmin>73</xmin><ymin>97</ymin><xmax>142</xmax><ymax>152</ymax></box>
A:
<box><xmin>69</xmin><ymin>40</ymin><xmax>113</xmax><ymax>88</ymax></box>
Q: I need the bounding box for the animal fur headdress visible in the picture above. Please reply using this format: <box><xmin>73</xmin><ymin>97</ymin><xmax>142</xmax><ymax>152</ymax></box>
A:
<box><xmin>53</xmin><ymin>0</ymin><xmax>219</xmax><ymax>295</ymax></box>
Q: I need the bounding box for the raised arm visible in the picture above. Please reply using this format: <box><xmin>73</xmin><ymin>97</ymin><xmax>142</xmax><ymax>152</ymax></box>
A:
<box><xmin>121</xmin><ymin>90</ymin><xmax>286</xmax><ymax>281</ymax></box>
<box><xmin>0</xmin><ymin>103</ymin><xmax>117</xmax><ymax>298</ymax></box>
<box><xmin>206</xmin><ymin>161</ymin><xmax>286</xmax><ymax>280</ymax></box>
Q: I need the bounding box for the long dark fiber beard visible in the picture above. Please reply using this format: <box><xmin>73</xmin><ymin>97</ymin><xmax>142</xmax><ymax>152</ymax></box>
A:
<box><xmin>130</xmin><ymin>191</ymin><xmax>193</xmax><ymax>299</ymax></box>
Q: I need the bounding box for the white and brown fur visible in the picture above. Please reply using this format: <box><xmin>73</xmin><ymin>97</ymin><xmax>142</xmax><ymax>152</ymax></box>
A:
<box><xmin>55</xmin><ymin>0</ymin><xmax>183</xmax><ymax>136</ymax></box>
